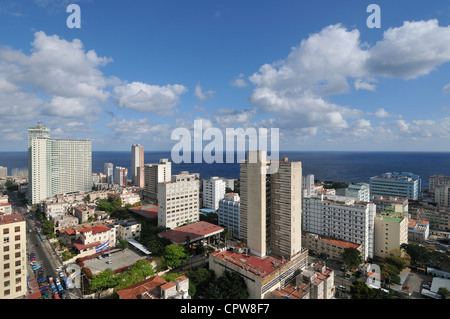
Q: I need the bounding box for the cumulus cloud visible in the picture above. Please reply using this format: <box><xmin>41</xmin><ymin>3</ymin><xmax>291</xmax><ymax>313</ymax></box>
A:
<box><xmin>444</xmin><ymin>83</ymin><xmax>450</xmax><ymax>93</ymax></box>
<box><xmin>113</xmin><ymin>81</ymin><xmax>187</xmax><ymax>116</ymax></box>
<box><xmin>366</xmin><ymin>20</ymin><xmax>450</xmax><ymax>79</ymax></box>
<box><xmin>247</xmin><ymin>20</ymin><xmax>450</xmax><ymax>143</ymax></box>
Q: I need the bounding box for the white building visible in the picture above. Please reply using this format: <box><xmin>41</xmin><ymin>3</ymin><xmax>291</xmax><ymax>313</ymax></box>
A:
<box><xmin>104</xmin><ymin>163</ymin><xmax>114</xmax><ymax>184</ymax></box>
<box><xmin>0</xmin><ymin>166</ymin><xmax>7</xmax><ymax>179</ymax></box>
<box><xmin>302</xmin><ymin>194</ymin><xmax>376</xmax><ymax>261</ymax></box>
<box><xmin>143</xmin><ymin>159</ymin><xmax>172</xmax><ymax>201</ymax></box>
<box><xmin>157</xmin><ymin>171</ymin><xmax>200</xmax><ymax>229</ymax></box>
<box><xmin>345</xmin><ymin>183</ymin><xmax>370</xmax><ymax>202</ymax></box>
<box><xmin>114</xmin><ymin>167</ymin><xmax>128</xmax><ymax>187</ymax></box>
<box><xmin>28</xmin><ymin>123</ymin><xmax>92</xmax><ymax>205</ymax></box>
<box><xmin>131</xmin><ymin>144</ymin><xmax>144</xmax><ymax>188</ymax></box>
<box><xmin>202</xmin><ymin>177</ymin><xmax>226</xmax><ymax>210</ymax></box>
<box><xmin>302</xmin><ymin>174</ymin><xmax>315</xmax><ymax>197</ymax></box>
<box><xmin>429</xmin><ymin>175</ymin><xmax>450</xmax><ymax>192</ymax></box>
<box><xmin>218</xmin><ymin>193</ymin><xmax>240</xmax><ymax>239</ymax></box>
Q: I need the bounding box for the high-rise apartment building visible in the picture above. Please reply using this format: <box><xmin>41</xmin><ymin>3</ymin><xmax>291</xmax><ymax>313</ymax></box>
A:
<box><xmin>157</xmin><ymin>171</ymin><xmax>200</xmax><ymax>229</ymax></box>
<box><xmin>131</xmin><ymin>144</ymin><xmax>144</xmax><ymax>188</ymax></box>
<box><xmin>302</xmin><ymin>174</ymin><xmax>314</xmax><ymax>197</ymax></box>
<box><xmin>143</xmin><ymin>159</ymin><xmax>172</xmax><ymax>201</ymax></box>
<box><xmin>435</xmin><ymin>185</ymin><xmax>450</xmax><ymax>208</ymax></box>
<box><xmin>429</xmin><ymin>175</ymin><xmax>450</xmax><ymax>192</ymax></box>
<box><xmin>302</xmin><ymin>194</ymin><xmax>376</xmax><ymax>261</ymax></box>
<box><xmin>104</xmin><ymin>163</ymin><xmax>114</xmax><ymax>184</ymax></box>
<box><xmin>27</xmin><ymin>123</ymin><xmax>92</xmax><ymax>204</ymax></box>
<box><xmin>209</xmin><ymin>151</ymin><xmax>308</xmax><ymax>299</ymax></box>
<box><xmin>370</xmin><ymin>172</ymin><xmax>422</xmax><ymax>200</ymax></box>
<box><xmin>114</xmin><ymin>167</ymin><xmax>128</xmax><ymax>187</ymax></box>
<box><xmin>202</xmin><ymin>177</ymin><xmax>226</xmax><ymax>210</ymax></box>
<box><xmin>0</xmin><ymin>214</ymin><xmax>27</xmax><ymax>299</ymax></box>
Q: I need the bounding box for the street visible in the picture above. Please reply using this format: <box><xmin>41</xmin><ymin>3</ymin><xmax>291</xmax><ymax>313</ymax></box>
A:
<box><xmin>7</xmin><ymin>190</ymin><xmax>82</xmax><ymax>299</ymax></box>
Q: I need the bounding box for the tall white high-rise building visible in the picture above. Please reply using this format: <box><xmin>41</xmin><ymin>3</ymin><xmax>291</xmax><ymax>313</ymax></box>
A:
<box><xmin>28</xmin><ymin>123</ymin><xmax>92</xmax><ymax>204</ymax></box>
<box><xmin>104</xmin><ymin>163</ymin><xmax>114</xmax><ymax>184</ymax></box>
<box><xmin>131</xmin><ymin>144</ymin><xmax>144</xmax><ymax>188</ymax></box>
<box><xmin>202</xmin><ymin>177</ymin><xmax>226</xmax><ymax>210</ymax></box>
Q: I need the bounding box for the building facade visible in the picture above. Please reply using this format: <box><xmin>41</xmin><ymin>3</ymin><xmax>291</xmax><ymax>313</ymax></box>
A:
<box><xmin>345</xmin><ymin>183</ymin><xmax>370</xmax><ymax>202</ymax></box>
<box><xmin>143</xmin><ymin>159</ymin><xmax>172</xmax><ymax>201</ymax></box>
<box><xmin>370</xmin><ymin>172</ymin><xmax>421</xmax><ymax>200</ymax></box>
<box><xmin>202</xmin><ymin>177</ymin><xmax>226</xmax><ymax>210</ymax></box>
<box><xmin>0</xmin><ymin>214</ymin><xmax>27</xmax><ymax>299</ymax></box>
<box><xmin>104</xmin><ymin>163</ymin><xmax>114</xmax><ymax>184</ymax></box>
<box><xmin>114</xmin><ymin>167</ymin><xmax>128</xmax><ymax>187</ymax></box>
<box><xmin>435</xmin><ymin>186</ymin><xmax>450</xmax><ymax>208</ymax></box>
<box><xmin>374</xmin><ymin>206</ymin><xmax>408</xmax><ymax>258</ymax></box>
<box><xmin>131</xmin><ymin>144</ymin><xmax>144</xmax><ymax>188</ymax></box>
<box><xmin>28</xmin><ymin>123</ymin><xmax>92</xmax><ymax>204</ymax></box>
<box><xmin>302</xmin><ymin>194</ymin><xmax>376</xmax><ymax>261</ymax></box>
<box><xmin>157</xmin><ymin>171</ymin><xmax>200</xmax><ymax>229</ymax></box>
<box><xmin>218</xmin><ymin>193</ymin><xmax>240</xmax><ymax>239</ymax></box>
<box><xmin>429</xmin><ymin>175</ymin><xmax>450</xmax><ymax>192</ymax></box>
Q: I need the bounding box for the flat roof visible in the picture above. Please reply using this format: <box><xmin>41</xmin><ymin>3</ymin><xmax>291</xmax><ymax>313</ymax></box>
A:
<box><xmin>211</xmin><ymin>249</ymin><xmax>291</xmax><ymax>279</ymax></box>
<box><xmin>159</xmin><ymin>221</ymin><xmax>224</xmax><ymax>244</ymax></box>
<box><xmin>129</xmin><ymin>204</ymin><xmax>158</xmax><ymax>219</ymax></box>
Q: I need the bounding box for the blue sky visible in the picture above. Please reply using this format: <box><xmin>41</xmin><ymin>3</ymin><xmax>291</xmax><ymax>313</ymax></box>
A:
<box><xmin>0</xmin><ymin>0</ymin><xmax>450</xmax><ymax>152</ymax></box>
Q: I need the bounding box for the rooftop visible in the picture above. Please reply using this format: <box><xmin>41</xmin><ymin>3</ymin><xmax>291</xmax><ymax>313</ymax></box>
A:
<box><xmin>129</xmin><ymin>204</ymin><xmax>158</xmax><ymax>219</ymax></box>
<box><xmin>0</xmin><ymin>213</ymin><xmax>25</xmax><ymax>225</ymax></box>
<box><xmin>159</xmin><ymin>221</ymin><xmax>224</xmax><ymax>244</ymax></box>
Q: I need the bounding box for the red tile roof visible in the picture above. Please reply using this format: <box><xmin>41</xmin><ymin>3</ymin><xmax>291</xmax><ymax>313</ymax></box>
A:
<box><xmin>0</xmin><ymin>213</ymin><xmax>25</xmax><ymax>225</ymax></box>
<box><xmin>159</xmin><ymin>221</ymin><xmax>224</xmax><ymax>244</ymax></box>
<box><xmin>129</xmin><ymin>204</ymin><xmax>158</xmax><ymax>219</ymax></box>
<box><xmin>116</xmin><ymin>275</ymin><xmax>168</xmax><ymax>299</ymax></box>
<box><xmin>79</xmin><ymin>224</ymin><xmax>111</xmax><ymax>234</ymax></box>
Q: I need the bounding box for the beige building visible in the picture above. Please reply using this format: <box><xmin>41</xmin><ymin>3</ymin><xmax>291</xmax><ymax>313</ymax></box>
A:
<box><xmin>429</xmin><ymin>175</ymin><xmax>450</xmax><ymax>192</ymax></box>
<box><xmin>302</xmin><ymin>232</ymin><xmax>362</xmax><ymax>261</ymax></box>
<box><xmin>143</xmin><ymin>159</ymin><xmax>172</xmax><ymax>201</ymax></box>
<box><xmin>0</xmin><ymin>214</ymin><xmax>27</xmax><ymax>299</ymax></box>
<box><xmin>299</xmin><ymin>263</ymin><xmax>335</xmax><ymax>299</ymax></box>
<box><xmin>435</xmin><ymin>185</ymin><xmax>450</xmax><ymax>208</ymax></box>
<box><xmin>210</xmin><ymin>151</ymin><xmax>308</xmax><ymax>299</ymax></box>
<box><xmin>374</xmin><ymin>206</ymin><xmax>408</xmax><ymax>258</ymax></box>
<box><xmin>157</xmin><ymin>171</ymin><xmax>200</xmax><ymax>229</ymax></box>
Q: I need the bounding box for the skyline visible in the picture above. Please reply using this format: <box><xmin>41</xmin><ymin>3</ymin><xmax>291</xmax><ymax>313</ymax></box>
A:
<box><xmin>0</xmin><ymin>1</ymin><xmax>450</xmax><ymax>152</ymax></box>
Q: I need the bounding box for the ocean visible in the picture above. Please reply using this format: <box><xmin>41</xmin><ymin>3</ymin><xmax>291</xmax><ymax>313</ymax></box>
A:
<box><xmin>1</xmin><ymin>151</ymin><xmax>450</xmax><ymax>189</ymax></box>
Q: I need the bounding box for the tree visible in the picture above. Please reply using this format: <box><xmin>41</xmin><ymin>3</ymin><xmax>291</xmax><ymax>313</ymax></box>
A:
<box><xmin>90</xmin><ymin>269</ymin><xmax>117</xmax><ymax>297</ymax></box>
<box><xmin>342</xmin><ymin>248</ymin><xmax>362</xmax><ymax>269</ymax></box>
<box><xmin>438</xmin><ymin>287</ymin><xmax>450</xmax><ymax>299</ymax></box>
<box><xmin>116</xmin><ymin>239</ymin><xmax>128</xmax><ymax>250</ymax></box>
<box><xmin>164</xmin><ymin>244</ymin><xmax>188</xmax><ymax>268</ymax></box>
<box><xmin>204</xmin><ymin>271</ymin><xmax>249</xmax><ymax>299</ymax></box>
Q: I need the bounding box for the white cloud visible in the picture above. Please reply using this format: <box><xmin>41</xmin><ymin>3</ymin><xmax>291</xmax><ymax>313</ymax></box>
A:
<box><xmin>214</xmin><ymin>108</ymin><xmax>255</xmax><ymax>125</ymax></box>
<box><xmin>354</xmin><ymin>79</ymin><xmax>377</xmax><ymax>91</ymax></box>
<box><xmin>113</xmin><ymin>81</ymin><xmax>187</xmax><ymax>115</ymax></box>
<box><xmin>367</xmin><ymin>20</ymin><xmax>450</xmax><ymax>79</ymax></box>
<box><xmin>194</xmin><ymin>83</ymin><xmax>215</xmax><ymax>103</ymax></box>
<box><xmin>443</xmin><ymin>83</ymin><xmax>450</xmax><ymax>93</ymax></box>
<box><xmin>247</xmin><ymin>20</ymin><xmax>450</xmax><ymax>144</ymax></box>
<box><xmin>230</xmin><ymin>73</ymin><xmax>248</xmax><ymax>88</ymax></box>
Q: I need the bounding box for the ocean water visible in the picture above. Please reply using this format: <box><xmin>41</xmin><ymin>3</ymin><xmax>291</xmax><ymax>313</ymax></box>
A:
<box><xmin>1</xmin><ymin>151</ymin><xmax>450</xmax><ymax>189</ymax></box>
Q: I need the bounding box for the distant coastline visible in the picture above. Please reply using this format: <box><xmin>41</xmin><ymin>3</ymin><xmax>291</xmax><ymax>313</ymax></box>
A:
<box><xmin>1</xmin><ymin>150</ymin><xmax>450</xmax><ymax>188</ymax></box>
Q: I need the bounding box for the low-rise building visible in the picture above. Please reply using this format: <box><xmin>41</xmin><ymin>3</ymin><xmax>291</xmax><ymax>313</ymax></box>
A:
<box><xmin>298</xmin><ymin>263</ymin><xmax>335</xmax><ymax>299</ymax></box>
<box><xmin>116</xmin><ymin>275</ymin><xmax>190</xmax><ymax>299</ymax></box>
<box><xmin>408</xmin><ymin>219</ymin><xmax>430</xmax><ymax>243</ymax></box>
<box><xmin>0</xmin><ymin>203</ymin><xmax>12</xmax><ymax>215</ymax></box>
<box><xmin>73</xmin><ymin>205</ymin><xmax>95</xmax><ymax>223</ymax></box>
<box><xmin>302</xmin><ymin>232</ymin><xmax>362</xmax><ymax>261</ymax></box>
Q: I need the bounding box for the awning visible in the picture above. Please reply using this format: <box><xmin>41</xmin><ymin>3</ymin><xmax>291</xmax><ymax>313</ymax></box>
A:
<box><xmin>127</xmin><ymin>238</ymin><xmax>151</xmax><ymax>255</ymax></box>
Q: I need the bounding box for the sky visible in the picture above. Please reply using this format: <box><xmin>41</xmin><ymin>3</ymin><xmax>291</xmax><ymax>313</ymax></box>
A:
<box><xmin>0</xmin><ymin>0</ymin><xmax>450</xmax><ymax>152</ymax></box>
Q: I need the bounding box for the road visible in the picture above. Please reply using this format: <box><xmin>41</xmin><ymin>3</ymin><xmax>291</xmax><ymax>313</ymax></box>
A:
<box><xmin>7</xmin><ymin>190</ymin><xmax>81</xmax><ymax>299</ymax></box>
